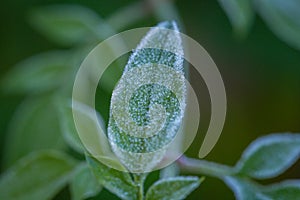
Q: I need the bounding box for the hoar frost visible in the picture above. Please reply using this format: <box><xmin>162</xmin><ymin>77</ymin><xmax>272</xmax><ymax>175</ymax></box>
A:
<box><xmin>108</xmin><ymin>21</ymin><xmax>186</xmax><ymax>173</ymax></box>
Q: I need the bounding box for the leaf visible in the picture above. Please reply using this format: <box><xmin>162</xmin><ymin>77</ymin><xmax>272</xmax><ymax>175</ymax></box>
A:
<box><xmin>225</xmin><ymin>177</ymin><xmax>300</xmax><ymax>200</ymax></box>
<box><xmin>72</xmin><ymin>101</ymin><xmax>123</xmax><ymax>170</ymax></box>
<box><xmin>145</xmin><ymin>176</ymin><xmax>202</xmax><ymax>200</ymax></box>
<box><xmin>1</xmin><ymin>51</ymin><xmax>72</xmax><ymax>94</ymax></box>
<box><xmin>224</xmin><ymin>176</ymin><xmax>270</xmax><ymax>200</ymax></box>
<box><xmin>108</xmin><ymin>21</ymin><xmax>186</xmax><ymax>173</ymax></box>
<box><xmin>235</xmin><ymin>133</ymin><xmax>300</xmax><ymax>179</ymax></box>
<box><xmin>56</xmin><ymin>98</ymin><xmax>84</xmax><ymax>153</ymax></box>
<box><xmin>218</xmin><ymin>0</ymin><xmax>254</xmax><ymax>36</ymax></box>
<box><xmin>262</xmin><ymin>180</ymin><xmax>300</xmax><ymax>200</ymax></box>
<box><xmin>254</xmin><ymin>0</ymin><xmax>300</xmax><ymax>50</ymax></box>
<box><xmin>2</xmin><ymin>96</ymin><xmax>66</xmax><ymax>168</ymax></box>
<box><xmin>0</xmin><ymin>150</ymin><xmax>75</xmax><ymax>200</ymax></box>
<box><xmin>86</xmin><ymin>155</ymin><xmax>138</xmax><ymax>200</ymax></box>
<box><xmin>29</xmin><ymin>5</ymin><xmax>114</xmax><ymax>46</ymax></box>
<box><xmin>70</xmin><ymin>163</ymin><xmax>102</xmax><ymax>200</ymax></box>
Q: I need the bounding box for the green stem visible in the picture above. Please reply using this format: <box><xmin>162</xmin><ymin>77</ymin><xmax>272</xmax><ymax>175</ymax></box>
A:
<box><xmin>177</xmin><ymin>156</ymin><xmax>235</xmax><ymax>178</ymax></box>
<box><xmin>133</xmin><ymin>173</ymin><xmax>146</xmax><ymax>200</ymax></box>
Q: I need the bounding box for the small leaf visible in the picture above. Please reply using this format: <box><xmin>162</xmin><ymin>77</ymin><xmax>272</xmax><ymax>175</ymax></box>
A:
<box><xmin>70</xmin><ymin>163</ymin><xmax>102</xmax><ymax>200</ymax></box>
<box><xmin>29</xmin><ymin>5</ymin><xmax>114</xmax><ymax>46</ymax></box>
<box><xmin>235</xmin><ymin>133</ymin><xmax>300</xmax><ymax>179</ymax></box>
<box><xmin>2</xmin><ymin>96</ymin><xmax>66</xmax><ymax>168</ymax></box>
<box><xmin>225</xmin><ymin>177</ymin><xmax>300</xmax><ymax>200</ymax></box>
<box><xmin>224</xmin><ymin>176</ymin><xmax>270</xmax><ymax>200</ymax></box>
<box><xmin>1</xmin><ymin>51</ymin><xmax>72</xmax><ymax>94</ymax></box>
<box><xmin>56</xmin><ymin>98</ymin><xmax>84</xmax><ymax>153</ymax></box>
<box><xmin>263</xmin><ymin>180</ymin><xmax>300</xmax><ymax>200</ymax></box>
<box><xmin>218</xmin><ymin>0</ymin><xmax>254</xmax><ymax>36</ymax></box>
<box><xmin>0</xmin><ymin>151</ymin><xmax>75</xmax><ymax>200</ymax></box>
<box><xmin>254</xmin><ymin>0</ymin><xmax>300</xmax><ymax>50</ymax></box>
<box><xmin>86</xmin><ymin>155</ymin><xmax>138</xmax><ymax>200</ymax></box>
<box><xmin>72</xmin><ymin>101</ymin><xmax>123</xmax><ymax>169</ymax></box>
<box><xmin>145</xmin><ymin>176</ymin><xmax>202</xmax><ymax>200</ymax></box>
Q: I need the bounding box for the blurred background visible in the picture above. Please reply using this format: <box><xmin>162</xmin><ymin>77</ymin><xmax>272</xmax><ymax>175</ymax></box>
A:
<box><xmin>0</xmin><ymin>0</ymin><xmax>299</xmax><ymax>199</ymax></box>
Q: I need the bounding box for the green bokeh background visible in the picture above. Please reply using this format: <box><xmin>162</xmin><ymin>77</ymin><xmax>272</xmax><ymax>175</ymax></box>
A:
<box><xmin>0</xmin><ymin>0</ymin><xmax>299</xmax><ymax>199</ymax></box>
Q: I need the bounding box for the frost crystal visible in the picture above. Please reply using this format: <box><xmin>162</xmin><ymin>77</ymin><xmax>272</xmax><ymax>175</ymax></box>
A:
<box><xmin>108</xmin><ymin>21</ymin><xmax>186</xmax><ymax>173</ymax></box>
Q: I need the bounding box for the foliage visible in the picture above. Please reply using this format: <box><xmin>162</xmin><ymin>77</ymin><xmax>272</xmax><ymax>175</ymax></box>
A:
<box><xmin>219</xmin><ymin>0</ymin><xmax>300</xmax><ymax>50</ymax></box>
<box><xmin>226</xmin><ymin>134</ymin><xmax>300</xmax><ymax>200</ymax></box>
<box><xmin>145</xmin><ymin>177</ymin><xmax>203</xmax><ymax>200</ymax></box>
<box><xmin>70</xmin><ymin>163</ymin><xmax>102</xmax><ymax>200</ymax></box>
<box><xmin>0</xmin><ymin>1</ymin><xmax>300</xmax><ymax>200</ymax></box>
<box><xmin>0</xmin><ymin>151</ymin><xmax>75</xmax><ymax>200</ymax></box>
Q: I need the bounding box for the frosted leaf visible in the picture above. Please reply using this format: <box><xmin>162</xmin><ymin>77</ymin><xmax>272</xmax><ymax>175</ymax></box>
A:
<box><xmin>108</xmin><ymin>21</ymin><xmax>186</xmax><ymax>173</ymax></box>
<box><xmin>235</xmin><ymin>133</ymin><xmax>300</xmax><ymax>179</ymax></box>
<box><xmin>224</xmin><ymin>177</ymin><xmax>270</xmax><ymax>200</ymax></box>
<box><xmin>111</xmin><ymin>146</ymin><xmax>167</xmax><ymax>173</ymax></box>
<box><xmin>145</xmin><ymin>176</ymin><xmax>203</xmax><ymax>200</ymax></box>
<box><xmin>86</xmin><ymin>155</ymin><xmax>138</xmax><ymax>200</ymax></box>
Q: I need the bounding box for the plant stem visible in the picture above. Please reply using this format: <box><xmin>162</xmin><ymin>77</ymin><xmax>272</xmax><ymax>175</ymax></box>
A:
<box><xmin>177</xmin><ymin>155</ymin><xmax>235</xmax><ymax>178</ymax></box>
<box><xmin>133</xmin><ymin>173</ymin><xmax>146</xmax><ymax>200</ymax></box>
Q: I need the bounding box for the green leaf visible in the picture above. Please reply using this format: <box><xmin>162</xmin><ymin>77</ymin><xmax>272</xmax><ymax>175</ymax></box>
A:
<box><xmin>225</xmin><ymin>177</ymin><xmax>300</xmax><ymax>200</ymax></box>
<box><xmin>72</xmin><ymin>101</ymin><xmax>123</xmax><ymax>170</ymax></box>
<box><xmin>29</xmin><ymin>5</ymin><xmax>114</xmax><ymax>46</ymax></box>
<box><xmin>145</xmin><ymin>176</ymin><xmax>202</xmax><ymax>200</ymax></box>
<box><xmin>2</xmin><ymin>96</ymin><xmax>66</xmax><ymax>168</ymax></box>
<box><xmin>235</xmin><ymin>133</ymin><xmax>300</xmax><ymax>179</ymax></box>
<box><xmin>86</xmin><ymin>155</ymin><xmax>138</xmax><ymax>200</ymax></box>
<box><xmin>70</xmin><ymin>163</ymin><xmax>102</xmax><ymax>200</ymax></box>
<box><xmin>224</xmin><ymin>176</ymin><xmax>270</xmax><ymax>200</ymax></box>
<box><xmin>254</xmin><ymin>0</ymin><xmax>300</xmax><ymax>50</ymax></box>
<box><xmin>56</xmin><ymin>98</ymin><xmax>84</xmax><ymax>153</ymax></box>
<box><xmin>108</xmin><ymin>21</ymin><xmax>186</xmax><ymax>173</ymax></box>
<box><xmin>1</xmin><ymin>51</ymin><xmax>72</xmax><ymax>94</ymax></box>
<box><xmin>218</xmin><ymin>0</ymin><xmax>254</xmax><ymax>36</ymax></box>
<box><xmin>263</xmin><ymin>180</ymin><xmax>300</xmax><ymax>200</ymax></box>
<box><xmin>0</xmin><ymin>151</ymin><xmax>75</xmax><ymax>200</ymax></box>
